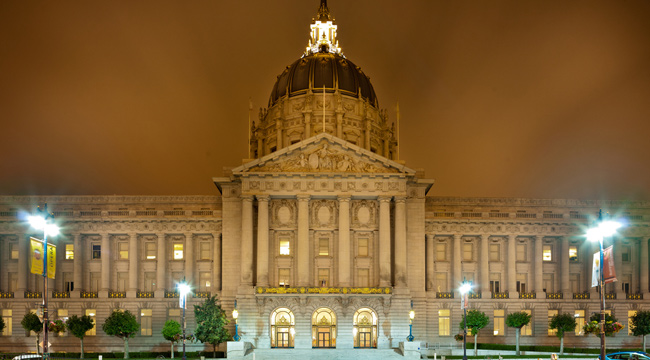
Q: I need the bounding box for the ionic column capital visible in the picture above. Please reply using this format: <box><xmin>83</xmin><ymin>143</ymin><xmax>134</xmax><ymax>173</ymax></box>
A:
<box><xmin>256</xmin><ymin>194</ymin><xmax>270</xmax><ymax>202</ymax></box>
<box><xmin>297</xmin><ymin>194</ymin><xmax>311</xmax><ymax>202</ymax></box>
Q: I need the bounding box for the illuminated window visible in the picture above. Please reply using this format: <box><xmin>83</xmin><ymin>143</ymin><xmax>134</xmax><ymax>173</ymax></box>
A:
<box><xmin>65</xmin><ymin>244</ymin><xmax>74</xmax><ymax>260</ymax></box>
<box><xmin>173</xmin><ymin>243</ymin><xmax>184</xmax><ymax>259</ymax></box>
<box><xmin>438</xmin><ymin>309</ymin><xmax>450</xmax><ymax>336</ymax></box>
<box><xmin>199</xmin><ymin>271</ymin><xmax>211</xmax><ymax>292</ymax></box>
<box><xmin>92</xmin><ymin>244</ymin><xmax>101</xmax><ymax>259</ymax></box>
<box><xmin>516</xmin><ymin>243</ymin><xmax>527</xmax><ymax>261</ymax></box>
<box><xmin>548</xmin><ymin>310</ymin><xmax>558</xmax><ymax>336</ymax></box>
<box><xmin>358</xmin><ymin>269</ymin><xmax>369</xmax><ymax>287</ymax></box>
<box><xmin>145</xmin><ymin>242</ymin><xmax>156</xmax><ymax>259</ymax></box>
<box><xmin>494</xmin><ymin>310</ymin><xmax>505</xmax><ymax>336</ymax></box>
<box><xmin>271</xmin><ymin>308</ymin><xmax>295</xmax><ymax>348</ymax></box>
<box><xmin>141</xmin><ymin>309</ymin><xmax>152</xmax><ymax>336</ymax></box>
<box><xmin>569</xmin><ymin>246</ymin><xmax>578</xmax><ymax>262</ymax></box>
<box><xmin>489</xmin><ymin>243</ymin><xmax>500</xmax><ymax>261</ymax></box>
<box><xmin>358</xmin><ymin>238</ymin><xmax>368</xmax><ymax>257</ymax></box>
<box><xmin>85</xmin><ymin>309</ymin><xmax>96</xmax><ymax>336</ymax></box>
<box><xmin>319</xmin><ymin>238</ymin><xmax>329</xmax><ymax>256</ymax></box>
<box><xmin>521</xmin><ymin>310</ymin><xmax>532</xmax><ymax>336</ymax></box>
<box><xmin>278</xmin><ymin>268</ymin><xmax>290</xmax><ymax>287</ymax></box>
<box><xmin>574</xmin><ymin>310</ymin><xmax>585</xmax><ymax>335</ymax></box>
<box><xmin>279</xmin><ymin>239</ymin><xmax>290</xmax><ymax>256</ymax></box>
<box><xmin>200</xmin><ymin>242</ymin><xmax>211</xmax><ymax>260</ymax></box>
<box><xmin>436</xmin><ymin>243</ymin><xmax>447</xmax><ymax>261</ymax></box>
<box><xmin>463</xmin><ymin>242</ymin><xmax>473</xmax><ymax>261</ymax></box>
<box><xmin>629</xmin><ymin>310</ymin><xmax>637</xmax><ymax>335</ymax></box>
<box><xmin>543</xmin><ymin>245</ymin><xmax>552</xmax><ymax>261</ymax></box>
<box><xmin>10</xmin><ymin>243</ymin><xmax>18</xmax><ymax>260</ymax></box>
<box><xmin>318</xmin><ymin>269</ymin><xmax>329</xmax><ymax>287</ymax></box>
<box><xmin>118</xmin><ymin>242</ymin><xmax>128</xmax><ymax>260</ymax></box>
<box><xmin>1</xmin><ymin>309</ymin><xmax>12</xmax><ymax>336</ymax></box>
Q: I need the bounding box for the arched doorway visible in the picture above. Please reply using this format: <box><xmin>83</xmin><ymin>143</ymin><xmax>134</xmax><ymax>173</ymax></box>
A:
<box><xmin>353</xmin><ymin>308</ymin><xmax>378</xmax><ymax>348</ymax></box>
<box><xmin>270</xmin><ymin>307</ymin><xmax>295</xmax><ymax>348</ymax></box>
<box><xmin>312</xmin><ymin>307</ymin><xmax>336</xmax><ymax>348</ymax></box>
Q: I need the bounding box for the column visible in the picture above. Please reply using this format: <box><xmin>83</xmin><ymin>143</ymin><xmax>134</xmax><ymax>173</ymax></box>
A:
<box><xmin>297</xmin><ymin>194</ymin><xmax>310</xmax><ymax>287</ymax></box>
<box><xmin>338</xmin><ymin>195</ymin><xmax>351</xmax><ymax>287</ymax></box>
<box><xmin>535</xmin><ymin>235</ymin><xmax>544</xmax><ymax>296</ymax></box>
<box><xmin>304</xmin><ymin>113</ymin><xmax>312</xmax><ymax>139</ymax></box>
<box><xmin>256</xmin><ymin>195</ymin><xmax>270</xmax><ymax>286</ymax></box>
<box><xmin>213</xmin><ymin>233</ymin><xmax>222</xmax><ymax>291</ymax></box>
<box><xmin>481</xmin><ymin>234</ymin><xmax>490</xmax><ymax>296</ymax></box>
<box><xmin>185</xmin><ymin>232</ymin><xmax>194</xmax><ymax>285</ymax></box>
<box><xmin>128</xmin><ymin>233</ymin><xmax>138</xmax><ymax>296</ymax></box>
<box><xmin>560</xmin><ymin>236</ymin><xmax>570</xmax><ymax>296</ymax></box>
<box><xmin>18</xmin><ymin>233</ymin><xmax>28</xmax><ymax>294</ymax></box>
<box><xmin>364</xmin><ymin>120</ymin><xmax>371</xmax><ymax>150</ymax></box>
<box><xmin>378</xmin><ymin>196</ymin><xmax>392</xmax><ymax>287</ymax></box>
<box><xmin>336</xmin><ymin>112</ymin><xmax>343</xmax><ymax>138</ymax></box>
<box><xmin>426</xmin><ymin>234</ymin><xmax>435</xmax><ymax>291</ymax></box>
<box><xmin>276</xmin><ymin>119</ymin><xmax>283</xmax><ymax>150</ymax></box>
<box><xmin>156</xmin><ymin>233</ymin><xmax>166</xmax><ymax>296</ymax></box>
<box><xmin>100</xmin><ymin>233</ymin><xmax>111</xmax><ymax>297</ymax></box>
<box><xmin>240</xmin><ymin>195</ymin><xmax>254</xmax><ymax>286</ymax></box>
<box><xmin>508</xmin><ymin>235</ymin><xmax>517</xmax><ymax>295</ymax></box>
<box><xmin>72</xmin><ymin>233</ymin><xmax>83</xmax><ymax>296</ymax></box>
<box><xmin>615</xmin><ymin>240</ymin><xmax>625</xmax><ymax>298</ymax></box>
<box><xmin>394</xmin><ymin>196</ymin><xmax>407</xmax><ymax>287</ymax></box>
<box><xmin>641</xmin><ymin>238</ymin><xmax>649</xmax><ymax>295</ymax></box>
<box><xmin>453</xmin><ymin>234</ymin><xmax>462</xmax><ymax>293</ymax></box>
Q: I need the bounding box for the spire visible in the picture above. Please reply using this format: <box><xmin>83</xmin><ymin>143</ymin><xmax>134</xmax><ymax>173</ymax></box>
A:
<box><xmin>305</xmin><ymin>0</ymin><xmax>342</xmax><ymax>56</ymax></box>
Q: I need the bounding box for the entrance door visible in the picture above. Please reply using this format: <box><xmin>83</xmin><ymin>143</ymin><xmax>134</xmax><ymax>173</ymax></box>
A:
<box><xmin>276</xmin><ymin>329</ymin><xmax>290</xmax><ymax>348</ymax></box>
<box><xmin>358</xmin><ymin>330</ymin><xmax>371</xmax><ymax>348</ymax></box>
<box><xmin>318</xmin><ymin>328</ymin><xmax>331</xmax><ymax>347</ymax></box>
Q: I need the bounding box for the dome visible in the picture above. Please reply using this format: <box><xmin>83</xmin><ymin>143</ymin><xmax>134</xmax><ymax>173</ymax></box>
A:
<box><xmin>269</xmin><ymin>52</ymin><xmax>378</xmax><ymax>108</ymax></box>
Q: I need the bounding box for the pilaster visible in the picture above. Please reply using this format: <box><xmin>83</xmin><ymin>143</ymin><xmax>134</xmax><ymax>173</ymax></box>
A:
<box><xmin>338</xmin><ymin>195</ymin><xmax>351</xmax><ymax>287</ymax></box>
<box><xmin>256</xmin><ymin>195</ymin><xmax>270</xmax><ymax>287</ymax></box>
<box><xmin>378</xmin><ymin>196</ymin><xmax>392</xmax><ymax>287</ymax></box>
<box><xmin>297</xmin><ymin>194</ymin><xmax>311</xmax><ymax>287</ymax></box>
<box><xmin>241</xmin><ymin>195</ymin><xmax>254</xmax><ymax>286</ymax></box>
<box><xmin>394</xmin><ymin>196</ymin><xmax>407</xmax><ymax>287</ymax></box>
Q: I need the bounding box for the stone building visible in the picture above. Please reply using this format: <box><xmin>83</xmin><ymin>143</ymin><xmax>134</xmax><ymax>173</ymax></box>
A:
<box><xmin>1</xmin><ymin>0</ymin><xmax>650</xmax><ymax>356</ymax></box>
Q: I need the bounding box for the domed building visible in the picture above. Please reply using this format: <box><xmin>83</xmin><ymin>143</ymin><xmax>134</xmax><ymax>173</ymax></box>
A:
<box><xmin>1</xmin><ymin>1</ymin><xmax>649</xmax><ymax>358</ymax></box>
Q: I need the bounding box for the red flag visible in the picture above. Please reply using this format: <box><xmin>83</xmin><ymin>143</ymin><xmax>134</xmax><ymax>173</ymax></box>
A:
<box><xmin>603</xmin><ymin>245</ymin><xmax>617</xmax><ymax>284</ymax></box>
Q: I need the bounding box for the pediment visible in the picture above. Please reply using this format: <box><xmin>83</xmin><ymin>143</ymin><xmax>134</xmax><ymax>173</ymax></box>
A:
<box><xmin>233</xmin><ymin>134</ymin><xmax>415</xmax><ymax>176</ymax></box>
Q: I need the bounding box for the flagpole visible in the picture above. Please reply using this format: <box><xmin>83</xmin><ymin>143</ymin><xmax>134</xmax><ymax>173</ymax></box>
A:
<box><xmin>396</xmin><ymin>101</ymin><xmax>400</xmax><ymax>160</ymax></box>
<box><xmin>248</xmin><ymin>98</ymin><xmax>252</xmax><ymax>159</ymax></box>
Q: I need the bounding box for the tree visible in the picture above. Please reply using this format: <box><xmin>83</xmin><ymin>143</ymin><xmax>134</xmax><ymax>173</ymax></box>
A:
<box><xmin>0</xmin><ymin>315</ymin><xmax>5</xmax><ymax>334</ymax></box>
<box><xmin>162</xmin><ymin>320</ymin><xmax>182</xmax><ymax>358</ymax></box>
<box><xmin>549</xmin><ymin>313</ymin><xmax>577</xmax><ymax>354</ymax></box>
<box><xmin>583</xmin><ymin>312</ymin><xmax>624</xmax><ymax>337</ymax></box>
<box><xmin>630</xmin><ymin>311</ymin><xmax>650</xmax><ymax>352</ymax></box>
<box><xmin>194</xmin><ymin>295</ymin><xmax>230</xmax><ymax>358</ymax></box>
<box><xmin>66</xmin><ymin>315</ymin><xmax>95</xmax><ymax>359</ymax></box>
<box><xmin>21</xmin><ymin>312</ymin><xmax>43</xmax><ymax>354</ymax></box>
<box><xmin>102</xmin><ymin>310</ymin><xmax>140</xmax><ymax>359</ymax></box>
<box><xmin>458</xmin><ymin>309</ymin><xmax>489</xmax><ymax>356</ymax></box>
<box><xmin>506</xmin><ymin>311</ymin><xmax>532</xmax><ymax>356</ymax></box>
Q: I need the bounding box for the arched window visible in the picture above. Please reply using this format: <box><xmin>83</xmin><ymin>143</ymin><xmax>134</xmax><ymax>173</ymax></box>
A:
<box><xmin>270</xmin><ymin>308</ymin><xmax>295</xmax><ymax>348</ymax></box>
<box><xmin>353</xmin><ymin>308</ymin><xmax>378</xmax><ymax>348</ymax></box>
<box><xmin>311</xmin><ymin>307</ymin><xmax>336</xmax><ymax>348</ymax></box>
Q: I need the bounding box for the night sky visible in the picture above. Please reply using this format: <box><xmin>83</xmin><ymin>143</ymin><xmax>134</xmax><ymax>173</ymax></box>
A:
<box><xmin>1</xmin><ymin>0</ymin><xmax>649</xmax><ymax>201</ymax></box>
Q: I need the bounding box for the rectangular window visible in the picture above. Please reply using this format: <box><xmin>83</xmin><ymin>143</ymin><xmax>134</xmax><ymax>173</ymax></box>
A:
<box><xmin>278</xmin><ymin>268</ymin><xmax>290</xmax><ymax>287</ymax></box>
<box><xmin>319</xmin><ymin>238</ymin><xmax>329</xmax><ymax>256</ymax></box>
<box><xmin>90</xmin><ymin>272</ymin><xmax>100</xmax><ymax>292</ymax></box>
<box><xmin>521</xmin><ymin>310</ymin><xmax>532</xmax><ymax>336</ymax></box>
<box><xmin>118</xmin><ymin>242</ymin><xmax>129</xmax><ymax>260</ymax></box>
<box><xmin>65</xmin><ymin>244</ymin><xmax>74</xmax><ymax>260</ymax></box>
<box><xmin>57</xmin><ymin>309</ymin><xmax>69</xmax><ymax>336</ymax></box>
<box><xmin>199</xmin><ymin>271</ymin><xmax>211</xmax><ymax>292</ymax></box>
<box><xmin>436</xmin><ymin>243</ymin><xmax>447</xmax><ymax>261</ymax></box>
<box><xmin>622</xmin><ymin>246</ymin><xmax>631</xmax><ymax>262</ymax></box>
<box><xmin>435</xmin><ymin>272</ymin><xmax>447</xmax><ymax>292</ymax></box>
<box><xmin>10</xmin><ymin>243</ymin><xmax>19</xmax><ymax>260</ymax></box>
<box><xmin>145</xmin><ymin>242</ymin><xmax>156</xmax><ymax>259</ymax></box>
<box><xmin>318</xmin><ymin>268</ymin><xmax>329</xmax><ymax>287</ymax></box>
<box><xmin>144</xmin><ymin>272</ymin><xmax>156</xmax><ymax>292</ymax></box>
<box><xmin>575</xmin><ymin>310</ymin><xmax>585</xmax><ymax>335</ymax></box>
<box><xmin>63</xmin><ymin>272</ymin><xmax>74</xmax><ymax>292</ymax></box>
<box><xmin>489</xmin><ymin>243</ymin><xmax>500</xmax><ymax>261</ymax></box>
<box><xmin>92</xmin><ymin>244</ymin><xmax>101</xmax><ymax>259</ymax></box>
<box><xmin>490</xmin><ymin>273</ymin><xmax>501</xmax><ymax>293</ymax></box>
<box><xmin>621</xmin><ymin>274</ymin><xmax>631</xmax><ymax>294</ymax></box>
<box><xmin>279</xmin><ymin>239</ymin><xmax>290</xmax><ymax>256</ymax></box>
<box><xmin>141</xmin><ymin>309</ymin><xmax>152</xmax><ymax>336</ymax></box>
<box><xmin>86</xmin><ymin>309</ymin><xmax>96</xmax><ymax>336</ymax></box>
<box><xmin>117</xmin><ymin>272</ymin><xmax>128</xmax><ymax>292</ymax></box>
<box><xmin>173</xmin><ymin>243</ymin><xmax>184</xmax><ymax>260</ymax></box>
<box><xmin>8</xmin><ymin>272</ymin><xmax>17</xmax><ymax>292</ymax></box>
<box><xmin>200</xmin><ymin>242</ymin><xmax>211</xmax><ymax>260</ymax></box>
<box><xmin>629</xmin><ymin>310</ymin><xmax>637</xmax><ymax>335</ymax></box>
<box><xmin>548</xmin><ymin>310</ymin><xmax>558</xmax><ymax>336</ymax></box>
<box><xmin>516</xmin><ymin>273</ymin><xmax>527</xmax><ymax>293</ymax></box>
<box><xmin>169</xmin><ymin>309</ymin><xmax>181</xmax><ymax>324</ymax></box>
<box><xmin>543</xmin><ymin>273</ymin><xmax>554</xmax><ymax>293</ymax></box>
<box><xmin>543</xmin><ymin>245</ymin><xmax>552</xmax><ymax>261</ymax></box>
<box><xmin>172</xmin><ymin>272</ymin><xmax>183</xmax><ymax>289</ymax></box>
<box><xmin>494</xmin><ymin>310</ymin><xmax>505</xmax><ymax>336</ymax></box>
<box><xmin>516</xmin><ymin>243</ymin><xmax>527</xmax><ymax>262</ymax></box>
<box><xmin>463</xmin><ymin>243</ymin><xmax>473</xmax><ymax>261</ymax></box>
<box><xmin>1</xmin><ymin>309</ymin><xmax>12</xmax><ymax>336</ymax></box>
<box><xmin>358</xmin><ymin>238</ymin><xmax>369</xmax><ymax>257</ymax></box>
<box><xmin>570</xmin><ymin>273</ymin><xmax>580</xmax><ymax>293</ymax></box>
<box><xmin>569</xmin><ymin>246</ymin><xmax>578</xmax><ymax>262</ymax></box>
<box><xmin>358</xmin><ymin>268</ymin><xmax>369</xmax><ymax>287</ymax></box>
<box><xmin>438</xmin><ymin>309</ymin><xmax>450</xmax><ymax>336</ymax></box>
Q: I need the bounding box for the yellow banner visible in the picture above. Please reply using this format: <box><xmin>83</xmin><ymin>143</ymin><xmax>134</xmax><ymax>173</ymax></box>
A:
<box><xmin>29</xmin><ymin>237</ymin><xmax>56</xmax><ymax>279</ymax></box>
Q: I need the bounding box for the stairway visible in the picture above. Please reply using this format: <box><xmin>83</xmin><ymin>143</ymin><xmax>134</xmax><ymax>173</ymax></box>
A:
<box><xmin>247</xmin><ymin>348</ymin><xmax>408</xmax><ymax>360</ymax></box>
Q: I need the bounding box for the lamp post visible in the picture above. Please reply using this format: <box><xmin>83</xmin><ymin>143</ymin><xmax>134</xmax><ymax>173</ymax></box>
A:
<box><xmin>460</xmin><ymin>281</ymin><xmax>472</xmax><ymax>360</ymax></box>
<box><xmin>28</xmin><ymin>204</ymin><xmax>59</xmax><ymax>360</ymax></box>
<box><xmin>407</xmin><ymin>301</ymin><xmax>415</xmax><ymax>342</ymax></box>
<box><xmin>586</xmin><ymin>210</ymin><xmax>622</xmax><ymax>360</ymax></box>
<box><xmin>178</xmin><ymin>282</ymin><xmax>191</xmax><ymax>360</ymax></box>
<box><xmin>232</xmin><ymin>300</ymin><xmax>240</xmax><ymax>341</ymax></box>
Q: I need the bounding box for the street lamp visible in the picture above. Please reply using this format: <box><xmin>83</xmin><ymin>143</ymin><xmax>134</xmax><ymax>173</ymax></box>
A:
<box><xmin>178</xmin><ymin>282</ymin><xmax>191</xmax><ymax>360</ymax></box>
<box><xmin>460</xmin><ymin>281</ymin><xmax>472</xmax><ymax>360</ymax></box>
<box><xmin>586</xmin><ymin>210</ymin><xmax>623</xmax><ymax>360</ymax></box>
<box><xmin>407</xmin><ymin>301</ymin><xmax>415</xmax><ymax>342</ymax></box>
<box><xmin>232</xmin><ymin>300</ymin><xmax>240</xmax><ymax>341</ymax></box>
<box><xmin>28</xmin><ymin>204</ymin><xmax>59</xmax><ymax>360</ymax></box>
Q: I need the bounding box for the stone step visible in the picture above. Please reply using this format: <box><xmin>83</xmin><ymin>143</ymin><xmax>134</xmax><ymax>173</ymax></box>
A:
<box><xmin>247</xmin><ymin>348</ymin><xmax>407</xmax><ymax>360</ymax></box>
